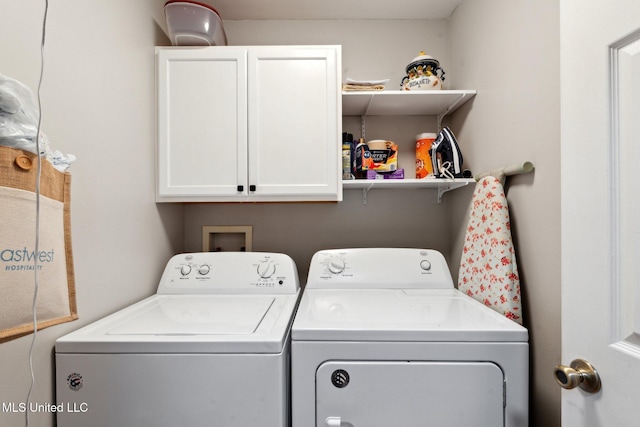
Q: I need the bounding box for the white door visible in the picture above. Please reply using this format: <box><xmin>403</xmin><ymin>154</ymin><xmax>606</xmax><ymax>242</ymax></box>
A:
<box><xmin>561</xmin><ymin>0</ymin><xmax>640</xmax><ymax>424</ymax></box>
<box><xmin>247</xmin><ymin>46</ymin><xmax>342</xmax><ymax>201</ymax></box>
<box><xmin>156</xmin><ymin>48</ymin><xmax>248</xmax><ymax>201</ymax></box>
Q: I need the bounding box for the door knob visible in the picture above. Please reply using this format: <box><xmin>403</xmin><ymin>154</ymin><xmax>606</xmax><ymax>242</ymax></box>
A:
<box><xmin>554</xmin><ymin>358</ymin><xmax>601</xmax><ymax>393</ymax></box>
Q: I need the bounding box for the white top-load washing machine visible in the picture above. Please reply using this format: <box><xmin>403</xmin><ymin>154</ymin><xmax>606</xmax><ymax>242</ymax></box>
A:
<box><xmin>56</xmin><ymin>252</ymin><xmax>300</xmax><ymax>427</ymax></box>
<box><xmin>291</xmin><ymin>248</ymin><xmax>529</xmax><ymax>427</ymax></box>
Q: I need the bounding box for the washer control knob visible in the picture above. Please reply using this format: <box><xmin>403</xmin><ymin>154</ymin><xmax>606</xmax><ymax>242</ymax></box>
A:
<box><xmin>420</xmin><ymin>260</ymin><xmax>432</xmax><ymax>271</ymax></box>
<box><xmin>257</xmin><ymin>260</ymin><xmax>276</xmax><ymax>279</ymax></box>
<box><xmin>328</xmin><ymin>258</ymin><xmax>346</xmax><ymax>274</ymax></box>
<box><xmin>180</xmin><ymin>264</ymin><xmax>192</xmax><ymax>276</ymax></box>
<box><xmin>198</xmin><ymin>264</ymin><xmax>211</xmax><ymax>275</ymax></box>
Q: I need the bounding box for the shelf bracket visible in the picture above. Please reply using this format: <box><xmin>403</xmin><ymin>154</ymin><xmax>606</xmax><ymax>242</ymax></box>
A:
<box><xmin>362</xmin><ymin>94</ymin><xmax>374</xmax><ymax>116</ymax></box>
<box><xmin>436</xmin><ymin>112</ymin><xmax>446</xmax><ymax>130</ymax></box>
<box><xmin>437</xmin><ymin>182</ymin><xmax>458</xmax><ymax>203</ymax></box>
<box><xmin>436</xmin><ymin>179</ymin><xmax>474</xmax><ymax>203</ymax></box>
<box><xmin>361</xmin><ymin>184</ymin><xmax>374</xmax><ymax>205</ymax></box>
<box><xmin>436</xmin><ymin>93</ymin><xmax>471</xmax><ymax>130</ymax></box>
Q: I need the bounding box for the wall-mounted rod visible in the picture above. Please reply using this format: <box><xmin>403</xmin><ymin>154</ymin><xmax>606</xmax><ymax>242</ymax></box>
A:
<box><xmin>475</xmin><ymin>161</ymin><xmax>534</xmax><ymax>185</ymax></box>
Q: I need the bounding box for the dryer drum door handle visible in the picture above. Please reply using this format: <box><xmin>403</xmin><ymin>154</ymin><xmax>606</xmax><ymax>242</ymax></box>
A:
<box><xmin>325</xmin><ymin>417</ymin><xmax>354</xmax><ymax>427</ymax></box>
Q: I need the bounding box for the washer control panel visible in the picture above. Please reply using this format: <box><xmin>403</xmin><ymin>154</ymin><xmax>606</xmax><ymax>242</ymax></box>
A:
<box><xmin>307</xmin><ymin>248</ymin><xmax>454</xmax><ymax>290</ymax></box>
<box><xmin>157</xmin><ymin>252</ymin><xmax>299</xmax><ymax>295</ymax></box>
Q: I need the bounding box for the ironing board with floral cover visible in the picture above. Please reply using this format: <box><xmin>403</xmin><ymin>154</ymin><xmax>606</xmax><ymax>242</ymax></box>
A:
<box><xmin>458</xmin><ymin>176</ymin><xmax>522</xmax><ymax>324</ymax></box>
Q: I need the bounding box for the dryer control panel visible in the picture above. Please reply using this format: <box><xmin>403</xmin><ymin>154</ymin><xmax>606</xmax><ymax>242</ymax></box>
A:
<box><xmin>306</xmin><ymin>248</ymin><xmax>454</xmax><ymax>289</ymax></box>
<box><xmin>157</xmin><ymin>252</ymin><xmax>300</xmax><ymax>294</ymax></box>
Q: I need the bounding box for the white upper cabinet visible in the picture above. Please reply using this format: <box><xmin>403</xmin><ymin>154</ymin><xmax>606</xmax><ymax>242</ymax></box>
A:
<box><xmin>156</xmin><ymin>46</ymin><xmax>342</xmax><ymax>202</ymax></box>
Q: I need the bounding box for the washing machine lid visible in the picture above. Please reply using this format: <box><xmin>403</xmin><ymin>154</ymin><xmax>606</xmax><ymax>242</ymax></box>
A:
<box><xmin>291</xmin><ymin>289</ymin><xmax>527</xmax><ymax>342</ymax></box>
<box><xmin>56</xmin><ymin>293</ymin><xmax>299</xmax><ymax>354</ymax></box>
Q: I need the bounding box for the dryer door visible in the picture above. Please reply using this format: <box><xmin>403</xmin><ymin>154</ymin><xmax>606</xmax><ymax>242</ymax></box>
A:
<box><xmin>316</xmin><ymin>361</ymin><xmax>504</xmax><ymax>426</ymax></box>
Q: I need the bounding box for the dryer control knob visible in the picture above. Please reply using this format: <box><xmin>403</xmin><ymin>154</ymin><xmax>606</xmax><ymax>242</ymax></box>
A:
<box><xmin>198</xmin><ymin>264</ymin><xmax>211</xmax><ymax>275</ymax></box>
<box><xmin>257</xmin><ymin>260</ymin><xmax>276</xmax><ymax>279</ymax></box>
<box><xmin>180</xmin><ymin>265</ymin><xmax>192</xmax><ymax>276</ymax></box>
<box><xmin>328</xmin><ymin>258</ymin><xmax>346</xmax><ymax>274</ymax></box>
<box><xmin>420</xmin><ymin>260</ymin><xmax>432</xmax><ymax>271</ymax></box>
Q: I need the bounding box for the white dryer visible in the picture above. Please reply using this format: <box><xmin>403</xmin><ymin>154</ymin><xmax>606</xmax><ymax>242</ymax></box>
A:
<box><xmin>56</xmin><ymin>252</ymin><xmax>300</xmax><ymax>427</ymax></box>
<box><xmin>291</xmin><ymin>248</ymin><xmax>529</xmax><ymax>427</ymax></box>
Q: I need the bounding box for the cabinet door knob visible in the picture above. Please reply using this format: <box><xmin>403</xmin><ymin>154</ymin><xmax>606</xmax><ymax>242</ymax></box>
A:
<box><xmin>237</xmin><ymin>185</ymin><xmax>243</xmax><ymax>192</ymax></box>
<box><xmin>249</xmin><ymin>185</ymin><xmax>256</xmax><ymax>192</ymax></box>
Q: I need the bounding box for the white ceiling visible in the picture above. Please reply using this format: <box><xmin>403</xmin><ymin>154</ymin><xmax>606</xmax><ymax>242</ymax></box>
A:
<box><xmin>164</xmin><ymin>0</ymin><xmax>463</xmax><ymax>20</ymax></box>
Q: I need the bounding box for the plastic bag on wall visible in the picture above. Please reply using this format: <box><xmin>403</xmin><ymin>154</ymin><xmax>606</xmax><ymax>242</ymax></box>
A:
<box><xmin>0</xmin><ymin>73</ymin><xmax>40</xmax><ymax>150</ymax></box>
<box><xmin>0</xmin><ymin>73</ymin><xmax>76</xmax><ymax>171</ymax></box>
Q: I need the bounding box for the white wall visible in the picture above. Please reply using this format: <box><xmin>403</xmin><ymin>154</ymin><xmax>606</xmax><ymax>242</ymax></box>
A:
<box><xmin>449</xmin><ymin>1</ymin><xmax>561</xmax><ymax>425</ymax></box>
<box><xmin>187</xmin><ymin>9</ymin><xmax>562</xmax><ymax>425</ymax></box>
<box><xmin>0</xmin><ymin>1</ymin><xmax>561</xmax><ymax>426</ymax></box>
<box><xmin>0</xmin><ymin>1</ymin><xmax>183</xmax><ymax>426</ymax></box>
<box><xmin>184</xmin><ymin>19</ymin><xmax>458</xmax><ymax>279</ymax></box>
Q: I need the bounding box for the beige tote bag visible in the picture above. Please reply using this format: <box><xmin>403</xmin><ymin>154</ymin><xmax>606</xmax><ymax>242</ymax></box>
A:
<box><xmin>0</xmin><ymin>146</ymin><xmax>77</xmax><ymax>342</ymax></box>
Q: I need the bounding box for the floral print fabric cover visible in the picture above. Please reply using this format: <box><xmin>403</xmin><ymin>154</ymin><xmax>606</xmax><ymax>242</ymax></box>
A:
<box><xmin>458</xmin><ymin>176</ymin><xmax>522</xmax><ymax>324</ymax></box>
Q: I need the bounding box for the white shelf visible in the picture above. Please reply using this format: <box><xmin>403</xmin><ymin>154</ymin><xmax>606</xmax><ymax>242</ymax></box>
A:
<box><xmin>343</xmin><ymin>178</ymin><xmax>475</xmax><ymax>203</ymax></box>
<box><xmin>342</xmin><ymin>90</ymin><xmax>476</xmax><ymax>117</ymax></box>
<box><xmin>341</xmin><ymin>89</ymin><xmax>478</xmax><ymax>203</ymax></box>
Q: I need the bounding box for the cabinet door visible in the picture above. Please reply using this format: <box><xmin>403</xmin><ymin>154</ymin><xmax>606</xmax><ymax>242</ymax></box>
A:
<box><xmin>157</xmin><ymin>48</ymin><xmax>248</xmax><ymax>201</ymax></box>
<box><xmin>247</xmin><ymin>47</ymin><xmax>342</xmax><ymax>201</ymax></box>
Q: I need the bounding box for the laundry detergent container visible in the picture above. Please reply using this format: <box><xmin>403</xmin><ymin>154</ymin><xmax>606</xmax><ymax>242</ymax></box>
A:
<box><xmin>164</xmin><ymin>1</ymin><xmax>227</xmax><ymax>46</ymax></box>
